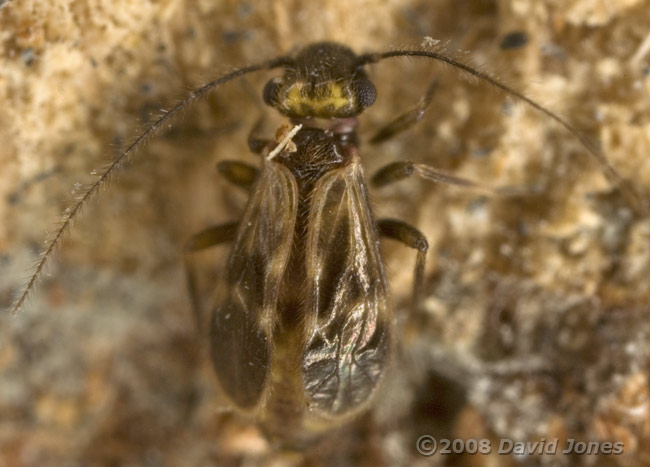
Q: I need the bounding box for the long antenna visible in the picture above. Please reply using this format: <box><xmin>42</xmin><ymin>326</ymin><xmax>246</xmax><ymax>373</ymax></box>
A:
<box><xmin>358</xmin><ymin>49</ymin><xmax>646</xmax><ymax>214</ymax></box>
<box><xmin>9</xmin><ymin>56</ymin><xmax>289</xmax><ymax>315</ymax></box>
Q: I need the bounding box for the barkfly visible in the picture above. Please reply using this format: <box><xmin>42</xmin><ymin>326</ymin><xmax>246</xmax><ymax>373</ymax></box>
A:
<box><xmin>198</xmin><ymin>123</ymin><xmax>395</xmax><ymax>446</ymax></box>
<box><xmin>9</xmin><ymin>41</ymin><xmax>645</xmax><ymax>447</ymax></box>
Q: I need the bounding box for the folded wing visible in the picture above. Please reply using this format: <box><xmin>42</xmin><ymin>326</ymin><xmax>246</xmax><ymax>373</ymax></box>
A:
<box><xmin>303</xmin><ymin>154</ymin><xmax>391</xmax><ymax>417</ymax></box>
<box><xmin>210</xmin><ymin>160</ymin><xmax>298</xmax><ymax>410</ymax></box>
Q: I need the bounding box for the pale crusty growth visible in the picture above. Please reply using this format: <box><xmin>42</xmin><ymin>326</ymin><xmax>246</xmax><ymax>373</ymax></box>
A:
<box><xmin>2</xmin><ymin>0</ymin><xmax>650</xmax><ymax>465</ymax></box>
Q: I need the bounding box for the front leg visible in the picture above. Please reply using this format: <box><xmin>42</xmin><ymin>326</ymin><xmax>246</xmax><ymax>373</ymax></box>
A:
<box><xmin>370</xmin><ymin>79</ymin><xmax>438</xmax><ymax>144</ymax></box>
<box><xmin>248</xmin><ymin>116</ymin><xmax>272</xmax><ymax>154</ymax></box>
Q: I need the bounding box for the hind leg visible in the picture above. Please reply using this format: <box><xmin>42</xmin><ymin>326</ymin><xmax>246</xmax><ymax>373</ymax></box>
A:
<box><xmin>377</xmin><ymin>218</ymin><xmax>428</xmax><ymax>313</ymax></box>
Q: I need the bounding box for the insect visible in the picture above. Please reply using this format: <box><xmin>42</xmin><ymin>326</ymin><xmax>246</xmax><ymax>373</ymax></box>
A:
<box><xmin>7</xmin><ymin>36</ymin><xmax>648</xmax><ymax>456</ymax></box>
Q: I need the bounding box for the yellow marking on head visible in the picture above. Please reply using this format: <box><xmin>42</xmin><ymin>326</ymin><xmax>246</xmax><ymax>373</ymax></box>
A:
<box><xmin>285</xmin><ymin>82</ymin><xmax>352</xmax><ymax>116</ymax></box>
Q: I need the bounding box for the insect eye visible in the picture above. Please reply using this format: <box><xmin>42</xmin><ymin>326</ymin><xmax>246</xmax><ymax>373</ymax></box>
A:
<box><xmin>352</xmin><ymin>77</ymin><xmax>376</xmax><ymax>110</ymax></box>
<box><xmin>263</xmin><ymin>77</ymin><xmax>283</xmax><ymax>107</ymax></box>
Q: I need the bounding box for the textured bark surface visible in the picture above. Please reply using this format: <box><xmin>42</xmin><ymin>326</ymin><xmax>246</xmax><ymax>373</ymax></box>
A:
<box><xmin>2</xmin><ymin>0</ymin><xmax>650</xmax><ymax>466</ymax></box>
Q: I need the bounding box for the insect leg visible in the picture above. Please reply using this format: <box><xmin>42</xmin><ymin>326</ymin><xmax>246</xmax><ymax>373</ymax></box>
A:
<box><xmin>236</xmin><ymin>76</ymin><xmax>273</xmax><ymax>154</ymax></box>
<box><xmin>216</xmin><ymin>160</ymin><xmax>259</xmax><ymax>191</ymax></box>
<box><xmin>248</xmin><ymin>116</ymin><xmax>272</xmax><ymax>154</ymax></box>
<box><xmin>183</xmin><ymin>222</ymin><xmax>238</xmax><ymax>330</ymax></box>
<box><xmin>371</xmin><ymin>161</ymin><xmax>535</xmax><ymax>197</ymax></box>
<box><xmin>359</xmin><ymin>49</ymin><xmax>646</xmax><ymax>214</ymax></box>
<box><xmin>9</xmin><ymin>56</ymin><xmax>291</xmax><ymax>316</ymax></box>
<box><xmin>377</xmin><ymin>218</ymin><xmax>428</xmax><ymax>313</ymax></box>
<box><xmin>369</xmin><ymin>79</ymin><xmax>437</xmax><ymax>144</ymax></box>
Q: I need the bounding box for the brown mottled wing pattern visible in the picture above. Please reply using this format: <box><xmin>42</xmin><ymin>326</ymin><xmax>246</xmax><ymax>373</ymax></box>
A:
<box><xmin>210</xmin><ymin>160</ymin><xmax>298</xmax><ymax>410</ymax></box>
<box><xmin>303</xmin><ymin>154</ymin><xmax>391</xmax><ymax>417</ymax></box>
